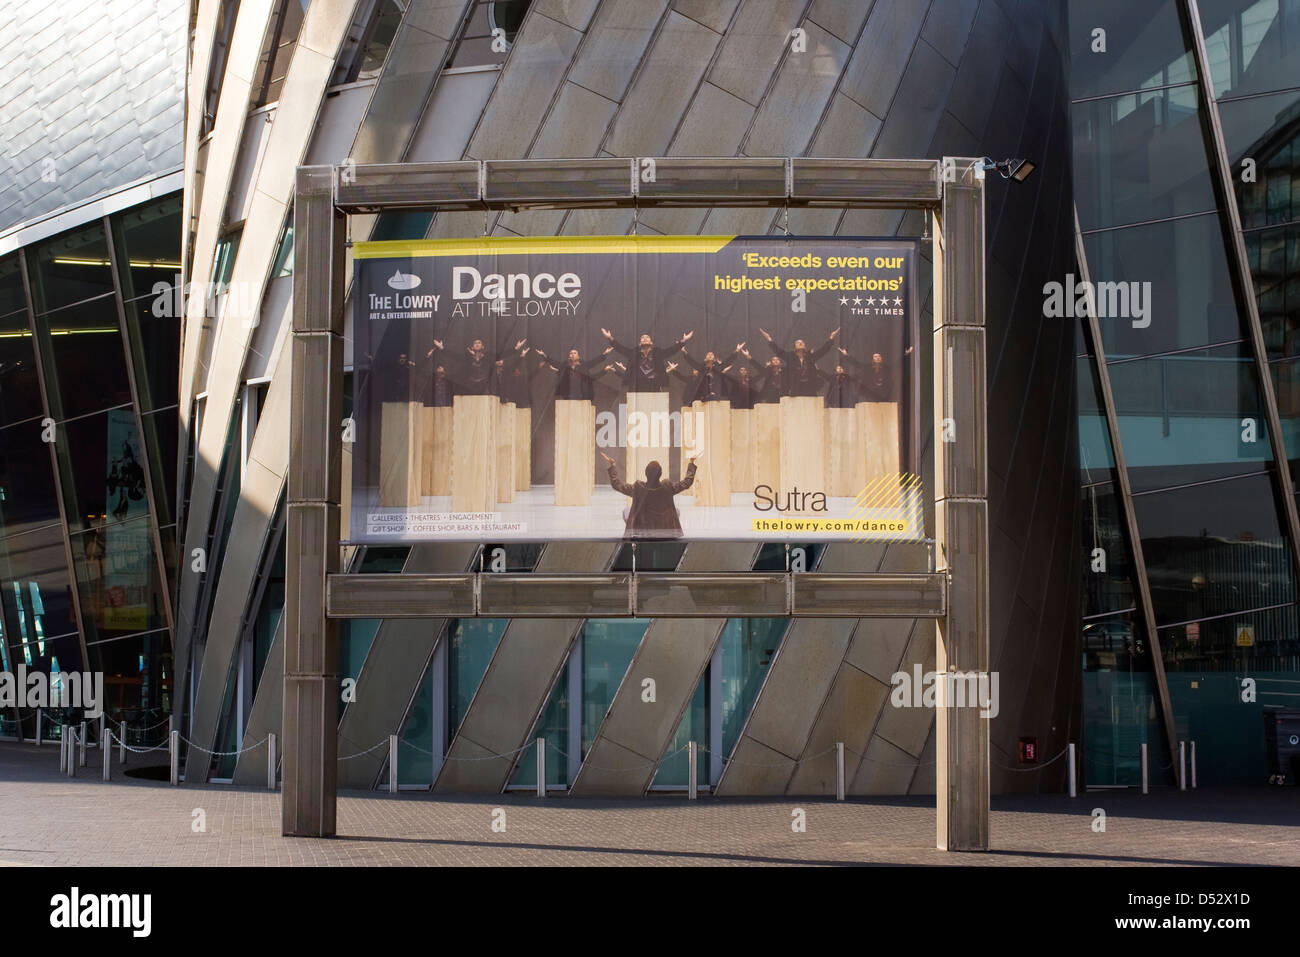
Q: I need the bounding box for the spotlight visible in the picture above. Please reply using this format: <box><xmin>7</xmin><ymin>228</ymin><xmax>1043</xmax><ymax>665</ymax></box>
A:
<box><xmin>979</xmin><ymin>157</ymin><xmax>1036</xmax><ymax>182</ymax></box>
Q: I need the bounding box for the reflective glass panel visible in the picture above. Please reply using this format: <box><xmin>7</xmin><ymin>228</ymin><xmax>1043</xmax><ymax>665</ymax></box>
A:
<box><xmin>30</xmin><ymin>222</ymin><xmax>114</xmax><ymax>313</ymax></box>
<box><xmin>582</xmin><ymin>617</ymin><xmax>647</xmax><ymax>754</ymax></box>
<box><xmin>652</xmin><ymin>676</ymin><xmax>707</xmax><ymax>787</ymax></box>
<box><xmin>0</xmin><ymin>525</ymin><xmax>80</xmax><ymax>664</ymax></box>
<box><xmin>1085</xmin><ymin>212</ymin><xmax>1248</xmax><ymax>356</ymax></box>
<box><xmin>447</xmin><ymin>618</ymin><xmax>507</xmax><ymax>733</ymax></box>
<box><xmin>35</xmin><ymin>296</ymin><xmax>132</xmax><ymax>419</ymax></box>
<box><xmin>1068</xmin><ymin>0</ymin><xmax>1196</xmax><ymax>100</ymax></box>
<box><xmin>1107</xmin><ymin>341</ymin><xmax>1273</xmax><ymax>491</ymax></box>
<box><xmin>0</xmin><ymin>255</ymin><xmax>25</xmax><ymax>317</ymax></box>
<box><xmin>0</xmin><ymin>308</ymin><xmax>43</xmax><ymax>426</ymax></box>
<box><xmin>1072</xmin><ymin>85</ymin><xmax>1215</xmax><ymax>231</ymax></box>
<box><xmin>719</xmin><ymin>616</ymin><xmax>786</xmax><ymax>757</ymax></box>
<box><xmin>115</xmin><ymin>195</ymin><xmax>183</xmax><ymax>301</ymax></box>
<box><xmin>87</xmin><ymin>627</ymin><xmax>172</xmax><ymax>718</ymax></box>
<box><xmin>70</xmin><ymin>516</ymin><xmax>168</xmax><ymax>646</ymax></box>
<box><xmin>1199</xmin><ymin>0</ymin><xmax>1300</xmax><ymax>99</ymax></box>
<box><xmin>1081</xmin><ymin>483</ymin><xmax>1137</xmax><ymax>617</ymax></box>
<box><xmin>0</xmin><ymin>420</ymin><xmax>61</xmax><ymax>537</ymax></box>
<box><xmin>510</xmin><ymin>667</ymin><xmax>569</xmax><ymax>788</ymax></box>
<box><xmin>1131</xmin><ymin>471</ymin><xmax>1297</xmax><ymax>625</ymax></box>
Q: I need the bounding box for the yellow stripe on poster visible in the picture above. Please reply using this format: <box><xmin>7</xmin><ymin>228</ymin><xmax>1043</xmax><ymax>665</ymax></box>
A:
<box><xmin>353</xmin><ymin>235</ymin><xmax>737</xmax><ymax>259</ymax></box>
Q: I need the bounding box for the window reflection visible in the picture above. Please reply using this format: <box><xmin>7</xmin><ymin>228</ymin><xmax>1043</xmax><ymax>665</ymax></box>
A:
<box><xmin>1132</xmin><ymin>471</ymin><xmax>1298</xmax><ymax>625</ymax></box>
<box><xmin>1199</xmin><ymin>0</ymin><xmax>1300</xmax><ymax>100</ymax></box>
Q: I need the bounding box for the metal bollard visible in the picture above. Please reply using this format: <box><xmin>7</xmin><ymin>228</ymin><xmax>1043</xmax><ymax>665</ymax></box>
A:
<box><xmin>35</xmin><ymin>709</ymin><xmax>41</xmax><ymax>746</ymax></box>
<box><xmin>1140</xmin><ymin>742</ymin><xmax>1149</xmax><ymax>794</ymax></box>
<box><xmin>1191</xmin><ymin>740</ymin><xmax>1198</xmax><ymax>789</ymax></box>
<box><xmin>99</xmin><ymin>714</ymin><xmax>105</xmax><ymax>751</ymax></box>
<box><xmin>67</xmin><ymin>728</ymin><xmax>76</xmax><ymax>777</ymax></box>
<box><xmin>1179</xmin><ymin>740</ymin><xmax>1186</xmax><ymax>791</ymax></box>
<box><xmin>536</xmin><ymin>738</ymin><xmax>545</xmax><ymax>798</ymax></box>
<box><xmin>1068</xmin><ymin>742</ymin><xmax>1077</xmax><ymax>798</ymax></box>
<box><xmin>688</xmin><ymin>741</ymin><xmax>698</xmax><ymax>800</ymax></box>
<box><xmin>388</xmin><ymin>735</ymin><xmax>398</xmax><ymax>794</ymax></box>
<box><xmin>835</xmin><ymin>742</ymin><xmax>845</xmax><ymax>801</ymax></box>
<box><xmin>59</xmin><ymin>725</ymin><xmax>67</xmax><ymax>773</ymax></box>
<box><xmin>169</xmin><ymin>730</ymin><xmax>179</xmax><ymax>786</ymax></box>
<box><xmin>78</xmin><ymin>720</ymin><xmax>87</xmax><ymax>767</ymax></box>
<box><xmin>118</xmin><ymin>720</ymin><xmax>126</xmax><ymax>764</ymax></box>
<box><xmin>267</xmin><ymin>733</ymin><xmax>277</xmax><ymax>790</ymax></box>
<box><xmin>102</xmin><ymin>730</ymin><xmax>111</xmax><ymax>781</ymax></box>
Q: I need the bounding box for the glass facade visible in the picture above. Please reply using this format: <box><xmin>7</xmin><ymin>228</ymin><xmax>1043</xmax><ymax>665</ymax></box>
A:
<box><xmin>0</xmin><ymin>194</ymin><xmax>180</xmax><ymax>743</ymax></box>
<box><xmin>1072</xmin><ymin>0</ymin><xmax>1300</xmax><ymax>785</ymax></box>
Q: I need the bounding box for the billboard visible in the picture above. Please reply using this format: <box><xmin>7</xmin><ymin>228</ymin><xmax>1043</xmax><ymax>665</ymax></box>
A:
<box><xmin>350</xmin><ymin>235</ymin><xmax>921</xmax><ymax>542</ymax></box>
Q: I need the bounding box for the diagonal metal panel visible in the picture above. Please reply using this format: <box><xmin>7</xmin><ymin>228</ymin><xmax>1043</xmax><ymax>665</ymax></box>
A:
<box><xmin>434</xmin><ymin>542</ymin><xmax>619</xmax><ymax>792</ymax></box>
<box><xmin>713</xmin><ymin>541</ymin><xmax>884</xmax><ymax>795</ymax></box>
<box><xmin>335</xmin><ymin>543</ymin><xmax>479</xmax><ymax>789</ymax></box>
<box><xmin>177</xmin><ymin>1</ymin><xmax>361</xmax><ymax>741</ymax></box>
<box><xmin>570</xmin><ymin>543</ymin><xmax>758</xmax><ymax>796</ymax></box>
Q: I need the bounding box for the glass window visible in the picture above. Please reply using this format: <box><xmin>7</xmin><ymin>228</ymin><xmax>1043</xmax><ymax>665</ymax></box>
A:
<box><xmin>1159</xmin><ymin>602</ymin><xmax>1300</xmax><ymax>672</ymax></box>
<box><xmin>1085</xmin><ymin>212</ymin><xmax>1249</xmax><ymax>356</ymax></box>
<box><xmin>70</xmin><ymin>516</ymin><xmax>168</xmax><ymax>646</ymax></box>
<box><xmin>1078</xmin><ymin>353</ymin><xmax>1117</xmax><ymax>483</ymax></box>
<box><xmin>349</xmin><ymin>0</ymin><xmax>404</xmax><ymax>82</ymax></box>
<box><xmin>0</xmin><ymin>255</ymin><xmax>26</xmax><ymax>317</ymax></box>
<box><xmin>581</xmin><ymin>618</ymin><xmax>647</xmax><ymax>754</ymax></box>
<box><xmin>0</xmin><ymin>308</ymin><xmax>44</xmax><ymax>427</ymax></box>
<box><xmin>1131</xmin><ymin>470</ymin><xmax>1298</xmax><ymax>625</ymax></box>
<box><xmin>1068</xmin><ymin>0</ymin><xmax>1197</xmax><ymax>100</ymax></box>
<box><xmin>652</xmin><ymin>676</ymin><xmax>707</xmax><ymax>787</ymax></box>
<box><xmin>339</xmin><ymin>618</ymin><xmax>379</xmax><ymax>712</ymax></box>
<box><xmin>115</xmin><ymin>195</ymin><xmax>183</xmax><ymax>302</ymax></box>
<box><xmin>0</xmin><ymin>525</ymin><xmax>80</xmax><ymax>664</ymax></box>
<box><xmin>251</xmin><ymin>0</ymin><xmax>307</xmax><ymax>108</ymax></box>
<box><xmin>510</xmin><ymin>667</ymin><xmax>569</xmax><ymax>787</ymax></box>
<box><xmin>1220</xmin><ymin>91</ymin><xmax>1300</xmax><ymax>230</ymax></box>
<box><xmin>447</xmin><ymin>618</ymin><xmax>507</xmax><ymax>733</ymax></box>
<box><xmin>87</xmin><ymin>627</ymin><xmax>172</xmax><ymax>718</ymax></box>
<box><xmin>447</xmin><ymin>0</ymin><xmax>532</xmax><ymax>70</ymax></box>
<box><xmin>719</xmin><ymin>617</ymin><xmax>786</xmax><ymax>757</ymax></box>
<box><xmin>142</xmin><ymin>406</ymin><xmax>178</xmax><ymax>534</ymax></box>
<box><xmin>35</xmin><ymin>297</ymin><xmax>132</xmax><ymax>419</ymax></box>
<box><xmin>1081</xmin><ymin>483</ymin><xmax>1138</xmax><ymax>617</ymax></box>
<box><xmin>1072</xmin><ymin>85</ymin><xmax>1215</xmax><ymax>231</ymax></box>
<box><xmin>1198</xmin><ymin>0</ymin><xmax>1300</xmax><ymax>99</ymax></box>
<box><xmin>397</xmin><ymin>657</ymin><xmax>434</xmax><ymax>786</ymax></box>
<box><xmin>1081</xmin><ymin>620</ymin><xmax>1172</xmax><ymax>787</ymax></box>
<box><xmin>29</xmin><ymin>223</ymin><xmax>115</xmax><ymax>313</ymax></box>
<box><xmin>1245</xmin><ymin>224</ymin><xmax>1300</xmax><ymax>357</ymax></box>
<box><xmin>55</xmin><ymin>407</ymin><xmax>146</xmax><ymax>537</ymax></box>
<box><xmin>1107</xmin><ymin>341</ymin><xmax>1274</xmax><ymax>491</ymax></box>
<box><xmin>0</xmin><ymin>421</ymin><xmax>61</xmax><ymax>537</ymax></box>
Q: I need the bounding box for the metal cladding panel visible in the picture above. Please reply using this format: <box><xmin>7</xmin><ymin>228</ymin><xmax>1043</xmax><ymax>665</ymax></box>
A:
<box><xmin>0</xmin><ymin>0</ymin><xmax>185</xmax><ymax>234</ymax></box>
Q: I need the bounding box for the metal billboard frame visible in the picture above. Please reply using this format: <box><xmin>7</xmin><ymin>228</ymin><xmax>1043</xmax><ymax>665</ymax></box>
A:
<box><xmin>285</xmin><ymin>156</ymin><xmax>989</xmax><ymax>851</ymax></box>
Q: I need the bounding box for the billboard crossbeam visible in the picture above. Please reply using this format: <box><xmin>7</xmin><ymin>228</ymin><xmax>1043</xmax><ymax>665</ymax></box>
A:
<box><xmin>324</xmin><ymin>571</ymin><xmax>946</xmax><ymax>620</ymax></box>
<box><xmin>333</xmin><ymin>157</ymin><xmax>943</xmax><ymax>213</ymax></box>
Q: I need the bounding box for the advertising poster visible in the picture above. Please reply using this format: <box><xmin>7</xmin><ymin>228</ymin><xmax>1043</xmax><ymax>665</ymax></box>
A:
<box><xmin>351</xmin><ymin>235</ymin><xmax>921</xmax><ymax>542</ymax></box>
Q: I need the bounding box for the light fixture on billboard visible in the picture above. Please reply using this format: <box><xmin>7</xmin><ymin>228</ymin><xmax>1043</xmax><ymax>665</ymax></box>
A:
<box><xmin>979</xmin><ymin>157</ymin><xmax>1036</xmax><ymax>182</ymax></box>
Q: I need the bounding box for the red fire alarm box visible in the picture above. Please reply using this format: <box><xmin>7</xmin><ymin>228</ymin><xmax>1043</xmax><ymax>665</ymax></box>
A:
<box><xmin>1018</xmin><ymin>737</ymin><xmax>1039</xmax><ymax>764</ymax></box>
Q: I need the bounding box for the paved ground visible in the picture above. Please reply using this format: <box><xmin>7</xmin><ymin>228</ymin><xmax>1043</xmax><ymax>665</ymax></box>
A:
<box><xmin>1</xmin><ymin>740</ymin><xmax>1297</xmax><ymax>866</ymax></box>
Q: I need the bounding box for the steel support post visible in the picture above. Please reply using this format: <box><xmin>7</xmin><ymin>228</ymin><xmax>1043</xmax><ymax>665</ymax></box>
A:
<box><xmin>933</xmin><ymin>159</ymin><xmax>990</xmax><ymax>851</ymax></box>
<box><xmin>283</xmin><ymin>166</ymin><xmax>346</xmax><ymax>837</ymax></box>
